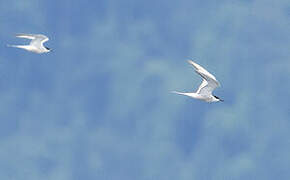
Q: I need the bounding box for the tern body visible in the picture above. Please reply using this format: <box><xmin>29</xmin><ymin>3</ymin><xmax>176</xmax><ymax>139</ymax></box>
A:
<box><xmin>172</xmin><ymin>60</ymin><xmax>223</xmax><ymax>103</ymax></box>
<box><xmin>8</xmin><ymin>33</ymin><xmax>51</xmax><ymax>54</ymax></box>
<box><xmin>172</xmin><ymin>91</ymin><xmax>219</xmax><ymax>102</ymax></box>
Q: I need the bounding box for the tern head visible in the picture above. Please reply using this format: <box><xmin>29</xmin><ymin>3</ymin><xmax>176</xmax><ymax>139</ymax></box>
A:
<box><xmin>213</xmin><ymin>95</ymin><xmax>224</xmax><ymax>102</ymax></box>
<box><xmin>44</xmin><ymin>46</ymin><xmax>51</xmax><ymax>52</ymax></box>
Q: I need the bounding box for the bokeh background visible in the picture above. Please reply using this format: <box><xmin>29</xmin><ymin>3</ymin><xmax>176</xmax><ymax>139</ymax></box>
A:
<box><xmin>0</xmin><ymin>0</ymin><xmax>290</xmax><ymax>179</ymax></box>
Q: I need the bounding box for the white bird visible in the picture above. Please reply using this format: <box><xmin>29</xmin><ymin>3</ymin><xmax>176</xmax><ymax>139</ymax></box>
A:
<box><xmin>172</xmin><ymin>60</ymin><xmax>223</xmax><ymax>103</ymax></box>
<box><xmin>8</xmin><ymin>33</ymin><xmax>51</xmax><ymax>54</ymax></box>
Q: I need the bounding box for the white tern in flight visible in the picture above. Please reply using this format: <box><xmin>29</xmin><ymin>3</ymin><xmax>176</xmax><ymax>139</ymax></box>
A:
<box><xmin>172</xmin><ymin>60</ymin><xmax>223</xmax><ymax>103</ymax></box>
<box><xmin>8</xmin><ymin>33</ymin><xmax>51</xmax><ymax>54</ymax></box>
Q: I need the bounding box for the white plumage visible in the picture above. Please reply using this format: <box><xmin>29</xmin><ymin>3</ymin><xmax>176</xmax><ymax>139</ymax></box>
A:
<box><xmin>8</xmin><ymin>33</ymin><xmax>51</xmax><ymax>54</ymax></box>
<box><xmin>172</xmin><ymin>60</ymin><xmax>223</xmax><ymax>103</ymax></box>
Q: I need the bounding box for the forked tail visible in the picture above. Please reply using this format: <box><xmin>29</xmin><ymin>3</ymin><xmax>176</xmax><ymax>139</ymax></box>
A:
<box><xmin>171</xmin><ymin>91</ymin><xmax>188</xmax><ymax>96</ymax></box>
<box><xmin>7</xmin><ymin>44</ymin><xmax>21</xmax><ymax>48</ymax></box>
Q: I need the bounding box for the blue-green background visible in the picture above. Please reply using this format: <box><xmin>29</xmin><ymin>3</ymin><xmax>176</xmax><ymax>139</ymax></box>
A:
<box><xmin>1</xmin><ymin>0</ymin><xmax>290</xmax><ymax>179</ymax></box>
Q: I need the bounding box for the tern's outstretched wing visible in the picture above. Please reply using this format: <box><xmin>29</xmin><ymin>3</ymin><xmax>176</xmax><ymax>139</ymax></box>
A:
<box><xmin>197</xmin><ymin>80</ymin><xmax>218</xmax><ymax>95</ymax></box>
<box><xmin>30</xmin><ymin>34</ymin><xmax>49</xmax><ymax>46</ymax></box>
<box><xmin>16</xmin><ymin>33</ymin><xmax>49</xmax><ymax>46</ymax></box>
<box><xmin>196</xmin><ymin>79</ymin><xmax>208</xmax><ymax>94</ymax></box>
<box><xmin>15</xmin><ymin>33</ymin><xmax>36</xmax><ymax>40</ymax></box>
<box><xmin>188</xmin><ymin>60</ymin><xmax>220</xmax><ymax>95</ymax></box>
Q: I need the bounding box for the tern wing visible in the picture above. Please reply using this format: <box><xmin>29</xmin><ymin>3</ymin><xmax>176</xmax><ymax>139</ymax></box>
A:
<box><xmin>197</xmin><ymin>79</ymin><xmax>219</xmax><ymax>95</ymax></box>
<box><xmin>30</xmin><ymin>34</ymin><xmax>49</xmax><ymax>46</ymax></box>
<box><xmin>16</xmin><ymin>33</ymin><xmax>37</xmax><ymax>40</ymax></box>
<box><xmin>16</xmin><ymin>33</ymin><xmax>49</xmax><ymax>46</ymax></box>
<box><xmin>196</xmin><ymin>79</ymin><xmax>208</xmax><ymax>94</ymax></box>
<box><xmin>188</xmin><ymin>60</ymin><xmax>220</xmax><ymax>95</ymax></box>
<box><xmin>188</xmin><ymin>60</ymin><xmax>220</xmax><ymax>86</ymax></box>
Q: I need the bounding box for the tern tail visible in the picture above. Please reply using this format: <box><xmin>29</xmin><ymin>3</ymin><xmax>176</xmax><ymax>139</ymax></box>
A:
<box><xmin>171</xmin><ymin>91</ymin><xmax>189</xmax><ymax>96</ymax></box>
<box><xmin>7</xmin><ymin>44</ymin><xmax>23</xmax><ymax>48</ymax></box>
<box><xmin>7</xmin><ymin>45</ymin><xmax>30</xmax><ymax>51</ymax></box>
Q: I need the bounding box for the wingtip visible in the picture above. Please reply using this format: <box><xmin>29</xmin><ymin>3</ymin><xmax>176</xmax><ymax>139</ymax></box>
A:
<box><xmin>14</xmin><ymin>33</ymin><xmax>36</xmax><ymax>39</ymax></box>
<box><xmin>171</xmin><ymin>91</ymin><xmax>183</xmax><ymax>95</ymax></box>
<box><xmin>187</xmin><ymin>59</ymin><xmax>193</xmax><ymax>63</ymax></box>
<box><xmin>187</xmin><ymin>59</ymin><xmax>200</xmax><ymax>71</ymax></box>
<box><xmin>171</xmin><ymin>91</ymin><xmax>185</xmax><ymax>95</ymax></box>
<box><xmin>15</xmin><ymin>33</ymin><xmax>24</xmax><ymax>37</ymax></box>
<box><xmin>171</xmin><ymin>91</ymin><xmax>178</xmax><ymax>94</ymax></box>
<box><xmin>187</xmin><ymin>59</ymin><xmax>197</xmax><ymax>65</ymax></box>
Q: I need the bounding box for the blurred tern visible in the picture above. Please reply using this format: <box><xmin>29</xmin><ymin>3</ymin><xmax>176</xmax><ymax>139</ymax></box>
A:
<box><xmin>8</xmin><ymin>33</ymin><xmax>51</xmax><ymax>53</ymax></box>
<box><xmin>172</xmin><ymin>60</ymin><xmax>223</xmax><ymax>103</ymax></box>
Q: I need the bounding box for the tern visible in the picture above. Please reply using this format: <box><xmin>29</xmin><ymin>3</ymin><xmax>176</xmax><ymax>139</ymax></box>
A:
<box><xmin>172</xmin><ymin>60</ymin><xmax>223</xmax><ymax>103</ymax></box>
<box><xmin>8</xmin><ymin>33</ymin><xmax>51</xmax><ymax>54</ymax></box>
